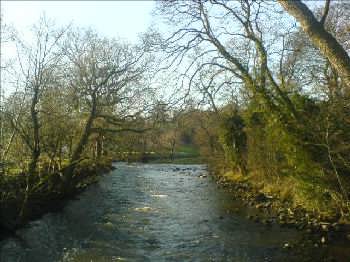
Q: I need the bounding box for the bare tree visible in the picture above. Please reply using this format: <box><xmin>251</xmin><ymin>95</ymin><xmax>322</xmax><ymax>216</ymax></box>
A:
<box><xmin>157</xmin><ymin>0</ymin><xmax>302</xmax><ymax>122</ymax></box>
<box><xmin>6</xmin><ymin>16</ymin><xmax>67</xmax><ymax>175</ymax></box>
<box><xmin>63</xmin><ymin>29</ymin><xmax>152</xmax><ymax>177</ymax></box>
<box><xmin>278</xmin><ymin>0</ymin><xmax>350</xmax><ymax>89</ymax></box>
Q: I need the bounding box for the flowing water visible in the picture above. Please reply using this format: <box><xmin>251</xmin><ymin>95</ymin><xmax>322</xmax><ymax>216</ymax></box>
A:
<box><xmin>0</xmin><ymin>163</ymin><xmax>348</xmax><ymax>261</ymax></box>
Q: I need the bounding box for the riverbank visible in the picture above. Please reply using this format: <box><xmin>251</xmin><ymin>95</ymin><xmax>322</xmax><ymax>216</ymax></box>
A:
<box><xmin>114</xmin><ymin>146</ymin><xmax>204</xmax><ymax>165</ymax></box>
<box><xmin>0</xmin><ymin>158</ymin><xmax>114</xmax><ymax>237</ymax></box>
<box><xmin>211</xmin><ymin>168</ymin><xmax>350</xmax><ymax>248</ymax></box>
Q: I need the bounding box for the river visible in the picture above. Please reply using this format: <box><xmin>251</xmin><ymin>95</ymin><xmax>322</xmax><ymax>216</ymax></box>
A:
<box><xmin>0</xmin><ymin>163</ymin><xmax>348</xmax><ymax>261</ymax></box>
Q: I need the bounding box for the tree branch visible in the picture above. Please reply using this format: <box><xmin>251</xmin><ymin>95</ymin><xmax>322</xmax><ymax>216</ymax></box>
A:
<box><xmin>320</xmin><ymin>0</ymin><xmax>331</xmax><ymax>26</ymax></box>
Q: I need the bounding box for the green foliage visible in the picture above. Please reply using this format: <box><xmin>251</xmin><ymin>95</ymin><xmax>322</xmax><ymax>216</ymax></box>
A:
<box><xmin>0</xmin><ymin>157</ymin><xmax>113</xmax><ymax>229</ymax></box>
<box><xmin>218</xmin><ymin>113</ymin><xmax>247</xmax><ymax>175</ymax></box>
<box><xmin>205</xmin><ymin>93</ymin><xmax>350</xmax><ymax>217</ymax></box>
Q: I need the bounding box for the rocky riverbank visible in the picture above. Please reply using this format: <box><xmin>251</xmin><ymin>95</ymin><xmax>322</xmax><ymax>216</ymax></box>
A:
<box><xmin>212</xmin><ymin>172</ymin><xmax>350</xmax><ymax>249</ymax></box>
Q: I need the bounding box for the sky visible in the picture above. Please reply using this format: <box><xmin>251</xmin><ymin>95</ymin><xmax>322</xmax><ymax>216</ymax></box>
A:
<box><xmin>0</xmin><ymin>0</ymin><xmax>324</xmax><ymax>99</ymax></box>
<box><xmin>1</xmin><ymin>1</ymin><xmax>158</xmax><ymax>96</ymax></box>
<box><xmin>1</xmin><ymin>1</ymin><xmax>156</xmax><ymax>42</ymax></box>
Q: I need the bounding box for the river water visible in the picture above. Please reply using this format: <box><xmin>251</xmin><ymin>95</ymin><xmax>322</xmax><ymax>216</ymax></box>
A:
<box><xmin>0</xmin><ymin>163</ymin><xmax>348</xmax><ymax>261</ymax></box>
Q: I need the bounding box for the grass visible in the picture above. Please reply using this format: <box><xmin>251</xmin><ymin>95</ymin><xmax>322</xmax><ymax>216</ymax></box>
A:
<box><xmin>115</xmin><ymin>145</ymin><xmax>203</xmax><ymax>164</ymax></box>
<box><xmin>148</xmin><ymin>157</ymin><xmax>204</xmax><ymax>164</ymax></box>
<box><xmin>220</xmin><ymin>167</ymin><xmax>349</xmax><ymax>222</ymax></box>
<box><xmin>222</xmin><ymin>170</ymin><xmax>248</xmax><ymax>183</ymax></box>
<box><xmin>146</xmin><ymin>145</ymin><xmax>202</xmax><ymax>164</ymax></box>
<box><xmin>176</xmin><ymin>145</ymin><xmax>200</xmax><ymax>156</ymax></box>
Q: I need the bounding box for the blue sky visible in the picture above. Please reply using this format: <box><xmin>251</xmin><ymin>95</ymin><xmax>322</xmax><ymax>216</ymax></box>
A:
<box><xmin>2</xmin><ymin>1</ymin><xmax>156</xmax><ymax>42</ymax></box>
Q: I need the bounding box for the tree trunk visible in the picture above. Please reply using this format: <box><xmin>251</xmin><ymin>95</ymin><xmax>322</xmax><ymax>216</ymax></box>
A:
<box><xmin>70</xmin><ymin>95</ymin><xmax>97</xmax><ymax>164</ymax></box>
<box><xmin>96</xmin><ymin>134</ymin><xmax>103</xmax><ymax>160</ymax></box>
<box><xmin>28</xmin><ymin>87</ymin><xmax>40</xmax><ymax>175</ymax></box>
<box><xmin>63</xmin><ymin>94</ymin><xmax>97</xmax><ymax>185</ymax></box>
<box><xmin>278</xmin><ymin>0</ymin><xmax>350</xmax><ymax>90</ymax></box>
<box><xmin>170</xmin><ymin>139</ymin><xmax>176</xmax><ymax>161</ymax></box>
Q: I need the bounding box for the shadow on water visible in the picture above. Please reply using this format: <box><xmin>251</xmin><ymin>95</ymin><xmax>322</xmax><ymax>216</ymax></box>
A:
<box><xmin>0</xmin><ymin>163</ymin><xmax>349</xmax><ymax>261</ymax></box>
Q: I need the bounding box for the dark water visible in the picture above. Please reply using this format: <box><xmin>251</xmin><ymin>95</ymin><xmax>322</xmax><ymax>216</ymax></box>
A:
<box><xmin>0</xmin><ymin>163</ymin><xmax>347</xmax><ymax>261</ymax></box>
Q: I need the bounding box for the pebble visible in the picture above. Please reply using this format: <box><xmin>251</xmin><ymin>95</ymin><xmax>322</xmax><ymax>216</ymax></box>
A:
<box><xmin>134</xmin><ymin>207</ymin><xmax>152</xmax><ymax>212</ymax></box>
<box><xmin>283</xmin><ymin>242</ymin><xmax>291</xmax><ymax>249</ymax></box>
<box><xmin>321</xmin><ymin>224</ymin><xmax>329</xmax><ymax>232</ymax></box>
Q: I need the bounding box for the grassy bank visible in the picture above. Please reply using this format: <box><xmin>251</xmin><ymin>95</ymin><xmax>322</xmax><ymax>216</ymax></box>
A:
<box><xmin>115</xmin><ymin>145</ymin><xmax>204</xmax><ymax>164</ymax></box>
<box><xmin>147</xmin><ymin>157</ymin><xmax>204</xmax><ymax>164</ymax></box>
<box><xmin>210</xmin><ymin>164</ymin><xmax>350</xmax><ymax>244</ymax></box>
<box><xmin>0</xmin><ymin>158</ymin><xmax>114</xmax><ymax>235</ymax></box>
